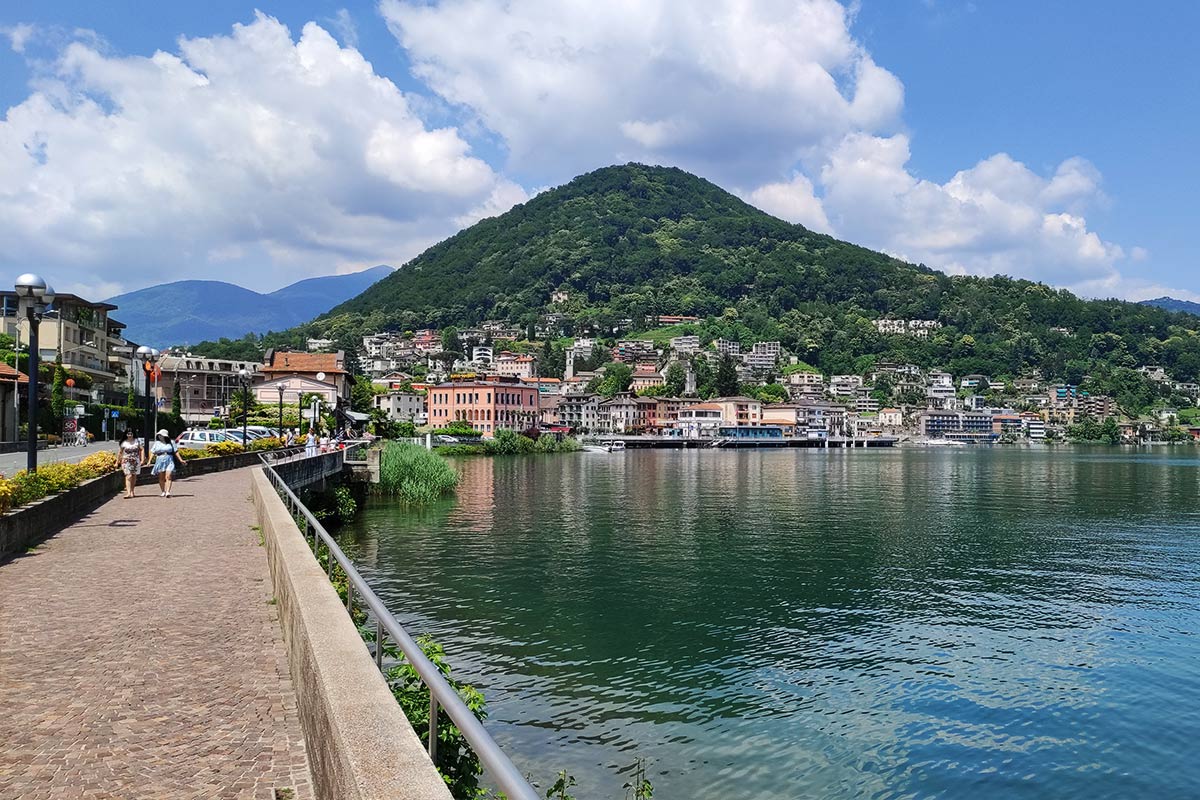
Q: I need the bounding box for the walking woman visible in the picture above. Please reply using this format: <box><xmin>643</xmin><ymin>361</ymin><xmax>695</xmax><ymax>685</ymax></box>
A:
<box><xmin>119</xmin><ymin>428</ymin><xmax>144</xmax><ymax>499</ymax></box>
<box><xmin>149</xmin><ymin>429</ymin><xmax>185</xmax><ymax>498</ymax></box>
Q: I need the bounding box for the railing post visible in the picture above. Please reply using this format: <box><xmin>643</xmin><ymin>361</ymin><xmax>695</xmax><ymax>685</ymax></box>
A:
<box><xmin>375</xmin><ymin>619</ymin><xmax>384</xmax><ymax>669</ymax></box>
<box><xmin>429</xmin><ymin>695</ymin><xmax>439</xmax><ymax>763</ymax></box>
<box><xmin>346</xmin><ymin>582</ymin><xmax>354</xmax><ymax>614</ymax></box>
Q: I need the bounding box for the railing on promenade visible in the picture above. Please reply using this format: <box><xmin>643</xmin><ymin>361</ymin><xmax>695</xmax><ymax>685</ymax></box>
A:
<box><xmin>258</xmin><ymin>447</ymin><xmax>538</xmax><ymax>800</ymax></box>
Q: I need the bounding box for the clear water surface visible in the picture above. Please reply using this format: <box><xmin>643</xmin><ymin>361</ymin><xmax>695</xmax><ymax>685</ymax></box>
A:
<box><xmin>338</xmin><ymin>447</ymin><xmax>1200</xmax><ymax>799</ymax></box>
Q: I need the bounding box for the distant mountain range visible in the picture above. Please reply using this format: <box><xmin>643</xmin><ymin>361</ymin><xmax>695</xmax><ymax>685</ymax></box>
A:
<box><xmin>105</xmin><ymin>265</ymin><xmax>393</xmax><ymax>346</ymax></box>
<box><xmin>1139</xmin><ymin>296</ymin><xmax>1200</xmax><ymax>317</ymax></box>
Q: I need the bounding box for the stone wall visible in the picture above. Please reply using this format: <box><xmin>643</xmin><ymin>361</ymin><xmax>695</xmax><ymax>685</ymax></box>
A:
<box><xmin>0</xmin><ymin>449</ymin><xmax>296</xmax><ymax>560</ymax></box>
<box><xmin>250</xmin><ymin>468</ymin><xmax>451</xmax><ymax>800</ymax></box>
<box><xmin>0</xmin><ymin>471</ymin><xmax>124</xmax><ymax>559</ymax></box>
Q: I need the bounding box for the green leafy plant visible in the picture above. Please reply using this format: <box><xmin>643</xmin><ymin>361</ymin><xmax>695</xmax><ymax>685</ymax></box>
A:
<box><xmin>374</xmin><ymin>442</ymin><xmax>458</xmax><ymax>503</ymax></box>
<box><xmin>546</xmin><ymin>771</ymin><xmax>577</xmax><ymax>800</ymax></box>
<box><xmin>384</xmin><ymin>635</ymin><xmax>488</xmax><ymax>799</ymax></box>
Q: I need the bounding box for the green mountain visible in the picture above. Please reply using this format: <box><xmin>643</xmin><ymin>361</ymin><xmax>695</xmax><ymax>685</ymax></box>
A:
<box><xmin>234</xmin><ymin>164</ymin><xmax>1200</xmax><ymax>409</ymax></box>
<box><xmin>1140</xmin><ymin>296</ymin><xmax>1200</xmax><ymax>317</ymax></box>
<box><xmin>106</xmin><ymin>265</ymin><xmax>393</xmax><ymax>346</ymax></box>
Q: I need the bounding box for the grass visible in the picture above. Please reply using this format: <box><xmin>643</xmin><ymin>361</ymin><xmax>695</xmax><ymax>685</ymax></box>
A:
<box><xmin>374</xmin><ymin>442</ymin><xmax>459</xmax><ymax>504</ymax></box>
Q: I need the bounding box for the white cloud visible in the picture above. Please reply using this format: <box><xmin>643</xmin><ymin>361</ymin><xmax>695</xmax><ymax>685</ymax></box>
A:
<box><xmin>3</xmin><ymin>23</ymin><xmax>35</xmax><ymax>53</ymax></box>
<box><xmin>378</xmin><ymin>0</ymin><xmax>1170</xmax><ymax>299</ymax></box>
<box><xmin>0</xmin><ymin>13</ymin><xmax>518</xmax><ymax>297</ymax></box>
<box><xmin>328</xmin><ymin>8</ymin><xmax>359</xmax><ymax>49</ymax></box>
<box><xmin>745</xmin><ymin>173</ymin><xmax>832</xmax><ymax>234</ymax></box>
<box><xmin>379</xmin><ymin>0</ymin><xmax>903</xmax><ymax>185</ymax></box>
<box><xmin>815</xmin><ymin>134</ymin><xmax>1125</xmax><ymax>291</ymax></box>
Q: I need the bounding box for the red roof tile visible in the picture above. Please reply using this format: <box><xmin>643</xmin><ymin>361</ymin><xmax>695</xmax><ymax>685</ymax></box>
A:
<box><xmin>261</xmin><ymin>351</ymin><xmax>346</xmax><ymax>374</ymax></box>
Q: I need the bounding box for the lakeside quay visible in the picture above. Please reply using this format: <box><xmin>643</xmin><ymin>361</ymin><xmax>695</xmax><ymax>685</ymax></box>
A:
<box><xmin>582</xmin><ymin>435</ymin><xmax>898</xmax><ymax>448</ymax></box>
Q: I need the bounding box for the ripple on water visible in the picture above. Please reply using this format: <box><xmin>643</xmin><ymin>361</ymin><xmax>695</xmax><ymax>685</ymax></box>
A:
<box><xmin>340</xmin><ymin>447</ymin><xmax>1200</xmax><ymax>800</ymax></box>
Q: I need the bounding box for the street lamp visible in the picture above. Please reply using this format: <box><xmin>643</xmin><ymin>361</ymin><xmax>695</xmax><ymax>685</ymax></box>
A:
<box><xmin>238</xmin><ymin>367</ymin><xmax>250</xmax><ymax>446</ymax></box>
<box><xmin>135</xmin><ymin>346</ymin><xmax>159</xmax><ymax>458</ymax></box>
<box><xmin>14</xmin><ymin>273</ymin><xmax>53</xmax><ymax>472</ymax></box>
<box><xmin>276</xmin><ymin>383</ymin><xmax>285</xmax><ymax>440</ymax></box>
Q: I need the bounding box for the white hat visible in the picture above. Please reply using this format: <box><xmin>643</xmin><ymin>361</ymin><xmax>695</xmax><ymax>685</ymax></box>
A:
<box><xmin>157</xmin><ymin>429</ymin><xmax>169</xmax><ymax>437</ymax></box>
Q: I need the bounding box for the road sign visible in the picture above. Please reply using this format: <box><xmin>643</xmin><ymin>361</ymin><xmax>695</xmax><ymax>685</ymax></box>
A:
<box><xmin>73</xmin><ymin>405</ymin><xmax>85</xmax><ymax>416</ymax></box>
<box><xmin>64</xmin><ymin>419</ymin><xmax>77</xmax><ymax>433</ymax></box>
<box><xmin>111</xmin><ymin>410</ymin><xmax>120</xmax><ymax>418</ymax></box>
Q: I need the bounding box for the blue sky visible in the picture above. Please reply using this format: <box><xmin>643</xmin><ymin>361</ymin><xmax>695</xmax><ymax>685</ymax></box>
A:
<box><xmin>1</xmin><ymin>1</ymin><xmax>1195</xmax><ymax>302</ymax></box>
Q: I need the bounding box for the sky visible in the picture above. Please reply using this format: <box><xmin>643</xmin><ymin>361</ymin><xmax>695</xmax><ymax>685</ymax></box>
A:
<box><xmin>1</xmin><ymin>1</ymin><xmax>1196</xmax><ymax>303</ymax></box>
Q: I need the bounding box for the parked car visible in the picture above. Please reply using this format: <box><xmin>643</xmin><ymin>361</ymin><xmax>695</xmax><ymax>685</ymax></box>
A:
<box><xmin>176</xmin><ymin>430</ymin><xmax>229</xmax><ymax>449</ymax></box>
<box><xmin>435</xmin><ymin>434</ymin><xmax>460</xmax><ymax>443</ymax></box>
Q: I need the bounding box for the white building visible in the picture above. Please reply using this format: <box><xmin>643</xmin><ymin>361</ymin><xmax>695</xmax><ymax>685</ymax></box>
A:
<box><xmin>670</xmin><ymin>334</ymin><xmax>701</xmax><ymax>354</ymax></box>
<box><xmin>743</xmin><ymin>341</ymin><xmax>781</xmax><ymax>372</ymax></box>
<box><xmin>713</xmin><ymin>338</ymin><xmax>742</xmax><ymax>357</ymax></box>
<box><xmin>494</xmin><ymin>351</ymin><xmax>535</xmax><ymax>379</ymax></box>
<box><xmin>829</xmin><ymin>375</ymin><xmax>863</xmax><ymax>397</ymax></box>
<box><xmin>374</xmin><ymin>391</ymin><xmax>425</xmax><ymax>423</ymax></box>
<box><xmin>306</xmin><ymin>338</ymin><xmax>335</xmax><ymax>352</ymax></box>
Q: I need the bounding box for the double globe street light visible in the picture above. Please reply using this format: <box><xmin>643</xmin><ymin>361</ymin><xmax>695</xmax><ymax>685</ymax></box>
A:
<box><xmin>14</xmin><ymin>274</ymin><xmax>55</xmax><ymax>473</ymax></box>
<box><xmin>135</xmin><ymin>345</ymin><xmax>160</xmax><ymax>457</ymax></box>
<box><xmin>238</xmin><ymin>367</ymin><xmax>251</xmax><ymax>446</ymax></box>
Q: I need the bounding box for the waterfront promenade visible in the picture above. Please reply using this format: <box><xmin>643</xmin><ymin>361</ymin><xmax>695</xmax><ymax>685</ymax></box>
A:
<box><xmin>0</xmin><ymin>468</ymin><xmax>314</xmax><ymax>799</ymax></box>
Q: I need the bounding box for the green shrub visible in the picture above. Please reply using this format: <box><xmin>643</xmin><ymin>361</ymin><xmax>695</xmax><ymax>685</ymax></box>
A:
<box><xmin>374</xmin><ymin>442</ymin><xmax>458</xmax><ymax>503</ymax></box>
<box><xmin>482</xmin><ymin>428</ymin><xmax>535</xmax><ymax>455</ymax></box>
<box><xmin>8</xmin><ymin>470</ymin><xmax>49</xmax><ymax>507</ymax></box>
<box><xmin>204</xmin><ymin>440</ymin><xmax>244</xmax><ymax>456</ymax></box>
<box><xmin>36</xmin><ymin>462</ymin><xmax>86</xmax><ymax>493</ymax></box>
<box><xmin>248</xmin><ymin>436</ymin><xmax>284</xmax><ymax>452</ymax></box>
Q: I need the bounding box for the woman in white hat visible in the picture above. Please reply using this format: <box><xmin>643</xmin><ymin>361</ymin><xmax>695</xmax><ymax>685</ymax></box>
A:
<box><xmin>149</xmin><ymin>429</ymin><xmax>185</xmax><ymax>498</ymax></box>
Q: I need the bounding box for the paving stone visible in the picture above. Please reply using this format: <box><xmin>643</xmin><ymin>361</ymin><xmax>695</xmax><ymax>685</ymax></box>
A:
<box><xmin>0</xmin><ymin>468</ymin><xmax>313</xmax><ymax>799</ymax></box>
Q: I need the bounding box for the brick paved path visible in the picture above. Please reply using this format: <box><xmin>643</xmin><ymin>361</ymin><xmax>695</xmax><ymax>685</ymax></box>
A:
<box><xmin>0</xmin><ymin>468</ymin><xmax>313</xmax><ymax>800</ymax></box>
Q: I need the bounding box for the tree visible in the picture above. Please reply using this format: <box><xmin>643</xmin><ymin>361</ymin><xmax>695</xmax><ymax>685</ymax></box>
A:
<box><xmin>714</xmin><ymin>355</ymin><xmax>739</xmax><ymax>397</ymax></box>
<box><xmin>591</xmin><ymin>362</ymin><xmax>632</xmax><ymax>397</ymax></box>
<box><xmin>664</xmin><ymin>361</ymin><xmax>687</xmax><ymax>396</ymax></box>
<box><xmin>51</xmin><ymin>359</ymin><xmax>67</xmax><ymax>429</ymax></box>
<box><xmin>350</xmin><ymin>376</ymin><xmax>379</xmax><ymax>413</ymax></box>
<box><xmin>171</xmin><ymin>380</ymin><xmax>182</xmax><ymax>417</ymax></box>
<box><xmin>441</xmin><ymin>326</ymin><xmax>462</xmax><ymax>354</ymax></box>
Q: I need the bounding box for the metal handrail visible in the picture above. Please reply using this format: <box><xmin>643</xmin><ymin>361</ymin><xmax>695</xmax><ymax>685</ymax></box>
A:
<box><xmin>258</xmin><ymin>449</ymin><xmax>538</xmax><ymax>800</ymax></box>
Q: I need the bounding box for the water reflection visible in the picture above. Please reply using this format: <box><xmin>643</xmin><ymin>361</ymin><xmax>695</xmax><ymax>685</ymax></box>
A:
<box><xmin>340</xmin><ymin>447</ymin><xmax>1200</xmax><ymax>799</ymax></box>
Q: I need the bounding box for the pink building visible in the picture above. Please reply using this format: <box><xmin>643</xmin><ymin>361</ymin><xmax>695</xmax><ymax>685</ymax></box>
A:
<box><xmin>426</xmin><ymin>378</ymin><xmax>540</xmax><ymax>436</ymax></box>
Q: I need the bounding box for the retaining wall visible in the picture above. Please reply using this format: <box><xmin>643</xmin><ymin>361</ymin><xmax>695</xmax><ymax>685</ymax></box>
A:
<box><xmin>250</xmin><ymin>468</ymin><xmax>451</xmax><ymax>800</ymax></box>
<box><xmin>0</xmin><ymin>448</ymin><xmax>300</xmax><ymax>560</ymax></box>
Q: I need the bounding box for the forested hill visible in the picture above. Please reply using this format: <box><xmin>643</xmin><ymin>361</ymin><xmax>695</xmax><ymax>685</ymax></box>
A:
<box><xmin>327</xmin><ymin>163</ymin><xmax>927</xmax><ymax>328</ymax></box>
<box><xmin>238</xmin><ymin>163</ymin><xmax>1200</xmax><ymax>385</ymax></box>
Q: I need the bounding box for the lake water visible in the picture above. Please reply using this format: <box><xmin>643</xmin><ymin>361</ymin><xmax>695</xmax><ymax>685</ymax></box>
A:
<box><xmin>339</xmin><ymin>447</ymin><xmax>1200</xmax><ymax>799</ymax></box>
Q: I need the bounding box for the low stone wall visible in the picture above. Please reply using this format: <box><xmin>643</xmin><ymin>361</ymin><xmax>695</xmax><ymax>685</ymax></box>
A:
<box><xmin>0</xmin><ymin>471</ymin><xmax>124</xmax><ymax>559</ymax></box>
<box><xmin>250</xmin><ymin>468</ymin><xmax>450</xmax><ymax>800</ymax></box>
<box><xmin>0</xmin><ymin>448</ymin><xmax>299</xmax><ymax>560</ymax></box>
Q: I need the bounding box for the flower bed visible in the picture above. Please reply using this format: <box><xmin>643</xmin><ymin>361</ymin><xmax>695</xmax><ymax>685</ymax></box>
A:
<box><xmin>0</xmin><ymin>451</ymin><xmax>120</xmax><ymax>514</ymax></box>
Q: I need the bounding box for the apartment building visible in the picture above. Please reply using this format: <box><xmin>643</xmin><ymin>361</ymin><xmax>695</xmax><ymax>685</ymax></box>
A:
<box><xmin>493</xmin><ymin>351</ymin><xmax>535</xmax><ymax>379</ymax></box>
<box><xmin>1</xmin><ymin>291</ymin><xmax>132</xmax><ymax>403</ymax></box>
<box><xmin>743</xmin><ymin>341</ymin><xmax>781</xmax><ymax>372</ymax></box>
<box><xmin>373</xmin><ymin>392</ymin><xmax>425</xmax><ymax>423</ymax></box>
<box><xmin>158</xmin><ymin>352</ymin><xmax>264</xmax><ymax>423</ymax></box>
<box><xmin>919</xmin><ymin>410</ymin><xmax>995</xmax><ymax>442</ymax></box>
<box><xmin>559</xmin><ymin>393</ymin><xmax>602</xmax><ymax>432</ymax></box>
<box><xmin>630</xmin><ymin>366</ymin><xmax>664</xmax><ymax>392</ymax></box>
<box><xmin>426</xmin><ymin>377</ymin><xmax>540</xmax><ymax>436</ymax></box>
<box><xmin>669</xmin><ymin>334</ymin><xmax>701</xmax><ymax>353</ymax></box>
<box><xmin>829</xmin><ymin>374</ymin><xmax>863</xmax><ymax>398</ymax></box>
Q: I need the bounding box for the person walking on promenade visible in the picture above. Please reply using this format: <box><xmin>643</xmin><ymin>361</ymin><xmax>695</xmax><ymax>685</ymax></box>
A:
<box><xmin>305</xmin><ymin>428</ymin><xmax>318</xmax><ymax>457</ymax></box>
<box><xmin>149</xmin><ymin>429</ymin><xmax>185</xmax><ymax>498</ymax></box>
<box><xmin>119</xmin><ymin>428</ymin><xmax>144</xmax><ymax>499</ymax></box>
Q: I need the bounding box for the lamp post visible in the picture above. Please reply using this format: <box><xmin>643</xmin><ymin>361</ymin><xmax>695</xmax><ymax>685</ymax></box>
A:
<box><xmin>135</xmin><ymin>346</ymin><xmax>159</xmax><ymax>457</ymax></box>
<box><xmin>238</xmin><ymin>367</ymin><xmax>250</xmax><ymax>446</ymax></box>
<box><xmin>276</xmin><ymin>383</ymin><xmax>285</xmax><ymax>439</ymax></box>
<box><xmin>14</xmin><ymin>274</ymin><xmax>54</xmax><ymax>472</ymax></box>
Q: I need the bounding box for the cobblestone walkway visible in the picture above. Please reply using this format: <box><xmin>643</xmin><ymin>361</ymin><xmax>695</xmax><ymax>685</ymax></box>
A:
<box><xmin>0</xmin><ymin>468</ymin><xmax>313</xmax><ymax>800</ymax></box>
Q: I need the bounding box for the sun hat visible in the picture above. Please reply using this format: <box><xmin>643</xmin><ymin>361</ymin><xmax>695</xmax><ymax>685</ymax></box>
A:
<box><xmin>157</xmin><ymin>429</ymin><xmax>169</xmax><ymax>437</ymax></box>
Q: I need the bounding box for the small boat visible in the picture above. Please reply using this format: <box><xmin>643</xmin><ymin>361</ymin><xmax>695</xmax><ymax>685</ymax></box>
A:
<box><xmin>600</xmin><ymin>439</ymin><xmax>626</xmax><ymax>452</ymax></box>
<box><xmin>924</xmin><ymin>438</ymin><xmax>965</xmax><ymax>447</ymax></box>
